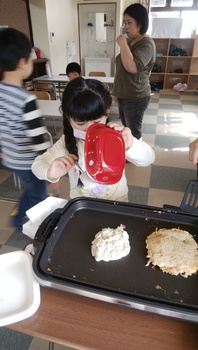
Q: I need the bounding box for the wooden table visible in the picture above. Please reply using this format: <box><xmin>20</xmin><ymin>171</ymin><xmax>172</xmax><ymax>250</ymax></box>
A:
<box><xmin>8</xmin><ymin>286</ymin><xmax>198</xmax><ymax>350</ymax></box>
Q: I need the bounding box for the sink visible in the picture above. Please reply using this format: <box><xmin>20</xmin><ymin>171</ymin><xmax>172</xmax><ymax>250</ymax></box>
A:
<box><xmin>84</xmin><ymin>57</ymin><xmax>111</xmax><ymax>76</ymax></box>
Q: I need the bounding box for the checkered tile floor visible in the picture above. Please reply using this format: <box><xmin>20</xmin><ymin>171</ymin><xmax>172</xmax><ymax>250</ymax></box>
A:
<box><xmin>112</xmin><ymin>90</ymin><xmax>198</xmax><ymax>207</ymax></box>
<box><xmin>0</xmin><ymin>89</ymin><xmax>198</xmax><ymax>349</ymax></box>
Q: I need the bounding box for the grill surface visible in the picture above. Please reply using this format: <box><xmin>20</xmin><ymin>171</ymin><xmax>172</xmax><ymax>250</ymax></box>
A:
<box><xmin>33</xmin><ymin>198</ymin><xmax>198</xmax><ymax>322</ymax></box>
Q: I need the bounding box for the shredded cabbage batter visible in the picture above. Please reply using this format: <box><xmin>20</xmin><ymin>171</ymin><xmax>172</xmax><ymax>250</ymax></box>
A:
<box><xmin>91</xmin><ymin>225</ymin><xmax>131</xmax><ymax>262</ymax></box>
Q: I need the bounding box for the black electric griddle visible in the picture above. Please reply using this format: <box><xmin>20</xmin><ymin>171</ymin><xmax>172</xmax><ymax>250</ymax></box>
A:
<box><xmin>33</xmin><ymin>197</ymin><xmax>198</xmax><ymax>323</ymax></box>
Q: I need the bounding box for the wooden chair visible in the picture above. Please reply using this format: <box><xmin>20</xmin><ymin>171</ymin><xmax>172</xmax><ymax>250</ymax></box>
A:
<box><xmin>30</xmin><ymin>90</ymin><xmax>51</xmax><ymax>100</ymax></box>
<box><xmin>33</xmin><ymin>82</ymin><xmax>57</xmax><ymax>100</ymax></box>
<box><xmin>88</xmin><ymin>71</ymin><xmax>106</xmax><ymax>77</ymax></box>
<box><xmin>24</xmin><ymin>80</ymin><xmax>34</xmax><ymax>91</ymax></box>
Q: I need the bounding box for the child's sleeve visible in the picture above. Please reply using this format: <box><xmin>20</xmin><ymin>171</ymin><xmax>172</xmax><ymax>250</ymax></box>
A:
<box><xmin>22</xmin><ymin>94</ymin><xmax>51</xmax><ymax>151</ymax></box>
<box><xmin>126</xmin><ymin>137</ymin><xmax>155</xmax><ymax>166</ymax></box>
<box><xmin>32</xmin><ymin>136</ymin><xmax>67</xmax><ymax>182</ymax></box>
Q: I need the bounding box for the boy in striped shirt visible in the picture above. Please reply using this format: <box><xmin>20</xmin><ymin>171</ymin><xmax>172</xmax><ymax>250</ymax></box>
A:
<box><xmin>0</xmin><ymin>28</ymin><xmax>51</xmax><ymax>229</ymax></box>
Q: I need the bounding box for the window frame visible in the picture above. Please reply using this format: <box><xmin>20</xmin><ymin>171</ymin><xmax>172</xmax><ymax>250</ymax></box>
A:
<box><xmin>151</xmin><ymin>0</ymin><xmax>198</xmax><ymax>12</ymax></box>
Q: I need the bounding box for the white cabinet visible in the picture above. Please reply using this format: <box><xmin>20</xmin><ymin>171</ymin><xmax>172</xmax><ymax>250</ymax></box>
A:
<box><xmin>84</xmin><ymin>57</ymin><xmax>111</xmax><ymax>77</ymax></box>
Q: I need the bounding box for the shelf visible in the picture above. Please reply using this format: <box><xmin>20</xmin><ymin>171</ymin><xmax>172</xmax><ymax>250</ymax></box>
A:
<box><xmin>150</xmin><ymin>75</ymin><xmax>165</xmax><ymax>83</ymax></box>
<box><xmin>167</xmin><ymin>57</ymin><xmax>191</xmax><ymax>74</ymax></box>
<box><xmin>169</xmin><ymin>38</ymin><xmax>194</xmax><ymax>56</ymax></box>
<box><xmin>29</xmin><ymin>58</ymin><xmax>48</xmax><ymax>79</ymax></box>
<box><xmin>193</xmin><ymin>39</ymin><xmax>198</xmax><ymax>56</ymax></box>
<box><xmin>150</xmin><ymin>74</ymin><xmax>165</xmax><ymax>85</ymax></box>
<box><xmin>155</xmin><ymin>57</ymin><xmax>167</xmax><ymax>73</ymax></box>
<box><xmin>151</xmin><ymin>38</ymin><xmax>198</xmax><ymax>90</ymax></box>
<box><xmin>164</xmin><ymin>74</ymin><xmax>188</xmax><ymax>89</ymax></box>
<box><xmin>188</xmin><ymin>75</ymin><xmax>198</xmax><ymax>90</ymax></box>
<box><xmin>190</xmin><ymin>57</ymin><xmax>198</xmax><ymax>74</ymax></box>
<box><xmin>154</xmin><ymin>38</ymin><xmax>169</xmax><ymax>56</ymax></box>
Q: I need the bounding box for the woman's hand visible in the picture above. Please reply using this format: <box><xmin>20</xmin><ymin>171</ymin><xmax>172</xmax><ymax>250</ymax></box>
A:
<box><xmin>189</xmin><ymin>139</ymin><xmax>198</xmax><ymax>166</ymax></box>
<box><xmin>47</xmin><ymin>154</ymin><xmax>77</xmax><ymax>180</ymax></box>
<box><xmin>116</xmin><ymin>35</ymin><xmax>137</xmax><ymax>74</ymax></box>
<box><xmin>116</xmin><ymin>34</ymin><xmax>128</xmax><ymax>47</ymax></box>
<box><xmin>107</xmin><ymin>122</ymin><xmax>133</xmax><ymax>150</ymax></box>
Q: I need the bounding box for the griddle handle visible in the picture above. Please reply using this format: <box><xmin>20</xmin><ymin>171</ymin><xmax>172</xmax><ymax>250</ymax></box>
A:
<box><xmin>34</xmin><ymin>211</ymin><xmax>62</xmax><ymax>244</ymax></box>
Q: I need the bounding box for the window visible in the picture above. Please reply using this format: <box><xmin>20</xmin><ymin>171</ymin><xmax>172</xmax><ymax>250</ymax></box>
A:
<box><xmin>150</xmin><ymin>0</ymin><xmax>166</xmax><ymax>6</ymax></box>
<box><xmin>171</xmin><ymin>0</ymin><xmax>193</xmax><ymax>5</ymax></box>
<box><xmin>151</xmin><ymin>0</ymin><xmax>197</xmax><ymax>7</ymax></box>
<box><xmin>149</xmin><ymin>0</ymin><xmax>198</xmax><ymax>37</ymax></box>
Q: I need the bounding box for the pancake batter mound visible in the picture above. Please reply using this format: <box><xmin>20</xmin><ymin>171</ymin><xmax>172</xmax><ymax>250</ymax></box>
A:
<box><xmin>91</xmin><ymin>224</ymin><xmax>131</xmax><ymax>262</ymax></box>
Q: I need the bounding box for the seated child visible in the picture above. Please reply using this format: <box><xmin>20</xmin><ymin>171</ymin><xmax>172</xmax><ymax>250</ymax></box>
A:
<box><xmin>66</xmin><ymin>62</ymin><xmax>82</xmax><ymax>80</ymax></box>
<box><xmin>32</xmin><ymin>77</ymin><xmax>155</xmax><ymax>202</ymax></box>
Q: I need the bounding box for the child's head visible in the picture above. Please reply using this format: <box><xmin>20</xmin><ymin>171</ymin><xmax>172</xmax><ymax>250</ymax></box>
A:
<box><xmin>0</xmin><ymin>28</ymin><xmax>32</xmax><ymax>79</ymax></box>
<box><xmin>61</xmin><ymin>77</ymin><xmax>112</xmax><ymax>157</ymax></box>
<box><xmin>62</xmin><ymin>77</ymin><xmax>111</xmax><ymax>123</ymax></box>
<box><xmin>62</xmin><ymin>77</ymin><xmax>107</xmax><ymax>128</ymax></box>
<box><xmin>85</xmin><ymin>79</ymin><xmax>112</xmax><ymax>115</ymax></box>
<box><xmin>66</xmin><ymin>62</ymin><xmax>82</xmax><ymax>80</ymax></box>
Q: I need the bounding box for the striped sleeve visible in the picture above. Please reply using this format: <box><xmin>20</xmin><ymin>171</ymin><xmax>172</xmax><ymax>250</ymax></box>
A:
<box><xmin>22</xmin><ymin>94</ymin><xmax>51</xmax><ymax>151</ymax></box>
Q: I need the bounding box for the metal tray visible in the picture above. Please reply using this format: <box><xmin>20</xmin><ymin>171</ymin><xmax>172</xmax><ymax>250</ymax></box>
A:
<box><xmin>33</xmin><ymin>198</ymin><xmax>198</xmax><ymax>323</ymax></box>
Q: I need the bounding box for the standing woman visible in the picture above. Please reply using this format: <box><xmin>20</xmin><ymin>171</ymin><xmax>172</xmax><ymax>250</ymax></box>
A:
<box><xmin>112</xmin><ymin>3</ymin><xmax>155</xmax><ymax>140</ymax></box>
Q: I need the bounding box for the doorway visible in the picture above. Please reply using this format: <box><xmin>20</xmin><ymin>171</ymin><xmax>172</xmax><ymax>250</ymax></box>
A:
<box><xmin>78</xmin><ymin>2</ymin><xmax>116</xmax><ymax>76</ymax></box>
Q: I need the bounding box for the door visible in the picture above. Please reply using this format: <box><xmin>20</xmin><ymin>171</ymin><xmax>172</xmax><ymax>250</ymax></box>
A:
<box><xmin>78</xmin><ymin>2</ymin><xmax>116</xmax><ymax>76</ymax></box>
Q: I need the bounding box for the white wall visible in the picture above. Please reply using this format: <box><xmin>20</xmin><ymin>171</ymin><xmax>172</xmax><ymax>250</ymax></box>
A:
<box><xmin>29</xmin><ymin>0</ymin><xmax>79</xmax><ymax>75</ymax></box>
<box><xmin>78</xmin><ymin>3</ymin><xmax>116</xmax><ymax>75</ymax></box>
<box><xmin>29</xmin><ymin>0</ymin><xmax>140</xmax><ymax>76</ymax></box>
<box><xmin>29</xmin><ymin>0</ymin><xmax>50</xmax><ymax>61</ymax></box>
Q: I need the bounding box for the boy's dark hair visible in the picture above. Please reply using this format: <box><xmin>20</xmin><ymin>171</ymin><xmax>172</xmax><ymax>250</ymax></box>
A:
<box><xmin>61</xmin><ymin>77</ymin><xmax>110</xmax><ymax>158</ymax></box>
<box><xmin>66</xmin><ymin>62</ymin><xmax>81</xmax><ymax>75</ymax></box>
<box><xmin>124</xmin><ymin>3</ymin><xmax>149</xmax><ymax>34</ymax></box>
<box><xmin>0</xmin><ymin>28</ymin><xmax>32</xmax><ymax>71</ymax></box>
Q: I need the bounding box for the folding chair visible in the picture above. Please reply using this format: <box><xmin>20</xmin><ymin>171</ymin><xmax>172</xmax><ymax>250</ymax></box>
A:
<box><xmin>33</xmin><ymin>82</ymin><xmax>57</xmax><ymax>100</ymax></box>
<box><xmin>88</xmin><ymin>71</ymin><xmax>106</xmax><ymax>77</ymax></box>
<box><xmin>30</xmin><ymin>90</ymin><xmax>51</xmax><ymax>100</ymax></box>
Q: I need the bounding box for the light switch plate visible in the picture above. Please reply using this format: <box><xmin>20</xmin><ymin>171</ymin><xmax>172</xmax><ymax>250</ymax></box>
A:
<box><xmin>50</xmin><ymin>32</ymin><xmax>55</xmax><ymax>42</ymax></box>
